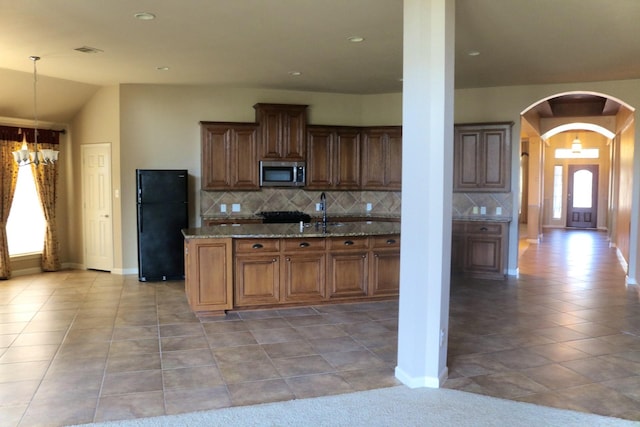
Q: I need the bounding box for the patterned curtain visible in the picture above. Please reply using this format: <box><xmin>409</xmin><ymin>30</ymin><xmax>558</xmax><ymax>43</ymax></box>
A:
<box><xmin>0</xmin><ymin>140</ymin><xmax>21</xmax><ymax>279</ymax></box>
<box><xmin>31</xmin><ymin>142</ymin><xmax>61</xmax><ymax>272</ymax></box>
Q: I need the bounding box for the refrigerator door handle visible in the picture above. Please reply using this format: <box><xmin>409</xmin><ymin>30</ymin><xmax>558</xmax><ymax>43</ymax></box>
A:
<box><xmin>138</xmin><ymin>205</ymin><xmax>143</xmax><ymax>233</ymax></box>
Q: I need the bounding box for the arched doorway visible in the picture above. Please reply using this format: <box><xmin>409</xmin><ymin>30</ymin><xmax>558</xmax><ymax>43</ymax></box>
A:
<box><xmin>519</xmin><ymin>91</ymin><xmax>635</xmax><ymax>274</ymax></box>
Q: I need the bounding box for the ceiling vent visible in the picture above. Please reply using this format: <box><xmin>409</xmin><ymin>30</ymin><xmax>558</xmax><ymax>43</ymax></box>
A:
<box><xmin>74</xmin><ymin>46</ymin><xmax>103</xmax><ymax>54</ymax></box>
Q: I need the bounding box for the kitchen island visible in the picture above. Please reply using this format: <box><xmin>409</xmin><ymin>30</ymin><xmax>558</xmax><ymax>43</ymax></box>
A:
<box><xmin>182</xmin><ymin>221</ymin><xmax>400</xmax><ymax>316</ymax></box>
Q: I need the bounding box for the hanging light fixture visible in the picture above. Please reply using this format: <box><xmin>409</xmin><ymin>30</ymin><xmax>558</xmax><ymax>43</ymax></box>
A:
<box><xmin>12</xmin><ymin>56</ymin><xmax>59</xmax><ymax>166</ymax></box>
<box><xmin>571</xmin><ymin>135</ymin><xmax>582</xmax><ymax>153</ymax></box>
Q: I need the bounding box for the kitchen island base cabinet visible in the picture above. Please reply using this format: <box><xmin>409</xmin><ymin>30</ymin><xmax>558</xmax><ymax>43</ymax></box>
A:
<box><xmin>184</xmin><ymin>238</ymin><xmax>233</xmax><ymax>315</ymax></box>
<box><xmin>327</xmin><ymin>237</ymin><xmax>369</xmax><ymax>299</ymax></box>
<box><xmin>370</xmin><ymin>236</ymin><xmax>401</xmax><ymax>296</ymax></box>
<box><xmin>184</xmin><ymin>230</ymin><xmax>401</xmax><ymax>315</ymax></box>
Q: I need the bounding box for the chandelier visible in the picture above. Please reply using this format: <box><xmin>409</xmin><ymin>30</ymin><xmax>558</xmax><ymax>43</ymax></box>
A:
<box><xmin>12</xmin><ymin>56</ymin><xmax>59</xmax><ymax>166</ymax></box>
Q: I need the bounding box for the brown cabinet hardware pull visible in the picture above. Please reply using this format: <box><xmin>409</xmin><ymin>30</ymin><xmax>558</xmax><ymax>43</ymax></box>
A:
<box><xmin>272</xmin><ymin>258</ymin><xmax>277</xmax><ymax>262</ymax></box>
<box><xmin>252</xmin><ymin>243</ymin><xmax>263</xmax><ymax>249</ymax></box>
<box><xmin>480</xmin><ymin>227</ymin><xmax>488</xmax><ymax>231</ymax></box>
<box><xmin>299</xmin><ymin>242</ymin><xmax>310</xmax><ymax>248</ymax></box>
<box><xmin>344</xmin><ymin>240</ymin><xmax>354</xmax><ymax>246</ymax></box>
<box><xmin>386</xmin><ymin>239</ymin><xmax>396</xmax><ymax>245</ymax></box>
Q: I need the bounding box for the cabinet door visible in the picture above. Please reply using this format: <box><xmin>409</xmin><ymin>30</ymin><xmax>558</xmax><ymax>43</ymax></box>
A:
<box><xmin>234</xmin><ymin>239</ymin><xmax>280</xmax><ymax>306</ymax></box>
<box><xmin>453</xmin><ymin>128</ymin><xmax>482</xmax><ymax>191</ymax></box>
<box><xmin>184</xmin><ymin>238</ymin><xmax>233</xmax><ymax>314</ymax></box>
<box><xmin>327</xmin><ymin>237</ymin><xmax>369</xmax><ymax>299</ymax></box>
<box><xmin>282</xmin><ymin>253</ymin><xmax>326</xmax><ymax>302</ymax></box>
<box><xmin>482</xmin><ymin>128</ymin><xmax>509</xmax><ymax>190</ymax></box>
<box><xmin>254</xmin><ymin>104</ymin><xmax>307</xmax><ymax>161</ymax></box>
<box><xmin>334</xmin><ymin>128</ymin><xmax>361</xmax><ymax>189</ymax></box>
<box><xmin>201</xmin><ymin>123</ymin><xmax>258</xmax><ymax>190</ymax></box>
<box><xmin>453</xmin><ymin>123</ymin><xmax>512</xmax><ymax>192</ymax></box>
<box><xmin>369</xmin><ymin>235</ymin><xmax>400</xmax><ymax>296</ymax></box>
<box><xmin>463</xmin><ymin>222</ymin><xmax>507</xmax><ymax>278</ymax></box>
<box><xmin>306</xmin><ymin>126</ymin><xmax>334</xmax><ymax>189</ymax></box>
<box><xmin>231</xmin><ymin>125</ymin><xmax>259</xmax><ymax>189</ymax></box>
<box><xmin>361</xmin><ymin>127</ymin><xmax>402</xmax><ymax>190</ymax></box>
<box><xmin>465</xmin><ymin>235</ymin><xmax>502</xmax><ymax>274</ymax></box>
<box><xmin>201</xmin><ymin>125</ymin><xmax>232</xmax><ymax>189</ymax></box>
<box><xmin>235</xmin><ymin>255</ymin><xmax>280</xmax><ymax>306</ymax></box>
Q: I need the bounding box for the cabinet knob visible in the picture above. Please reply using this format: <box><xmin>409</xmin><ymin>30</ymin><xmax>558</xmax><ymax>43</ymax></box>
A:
<box><xmin>344</xmin><ymin>240</ymin><xmax>354</xmax><ymax>246</ymax></box>
<box><xmin>299</xmin><ymin>242</ymin><xmax>310</xmax><ymax>248</ymax></box>
<box><xmin>386</xmin><ymin>239</ymin><xmax>396</xmax><ymax>245</ymax></box>
<box><xmin>273</xmin><ymin>258</ymin><xmax>277</xmax><ymax>262</ymax></box>
<box><xmin>252</xmin><ymin>243</ymin><xmax>263</xmax><ymax>249</ymax></box>
<box><xmin>480</xmin><ymin>227</ymin><xmax>488</xmax><ymax>232</ymax></box>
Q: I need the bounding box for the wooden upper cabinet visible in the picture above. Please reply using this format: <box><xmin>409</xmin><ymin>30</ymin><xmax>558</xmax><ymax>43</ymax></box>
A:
<box><xmin>306</xmin><ymin>125</ymin><xmax>361</xmax><ymax>190</ymax></box>
<box><xmin>453</xmin><ymin>122</ymin><xmax>512</xmax><ymax>192</ymax></box>
<box><xmin>361</xmin><ymin>127</ymin><xmax>402</xmax><ymax>190</ymax></box>
<box><xmin>254</xmin><ymin>103</ymin><xmax>308</xmax><ymax>161</ymax></box>
<box><xmin>201</xmin><ymin>122</ymin><xmax>259</xmax><ymax>190</ymax></box>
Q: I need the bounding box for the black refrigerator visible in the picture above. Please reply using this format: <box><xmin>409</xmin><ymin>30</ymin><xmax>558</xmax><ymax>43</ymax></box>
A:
<box><xmin>136</xmin><ymin>169</ymin><xmax>188</xmax><ymax>281</ymax></box>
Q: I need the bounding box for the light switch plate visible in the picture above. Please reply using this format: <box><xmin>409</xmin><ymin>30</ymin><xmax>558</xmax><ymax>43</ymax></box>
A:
<box><xmin>232</xmin><ymin>203</ymin><xmax>240</xmax><ymax>212</ymax></box>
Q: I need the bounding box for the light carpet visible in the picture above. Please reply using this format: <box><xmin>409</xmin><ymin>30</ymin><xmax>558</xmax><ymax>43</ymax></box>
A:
<box><xmin>72</xmin><ymin>386</ymin><xmax>637</xmax><ymax>427</ymax></box>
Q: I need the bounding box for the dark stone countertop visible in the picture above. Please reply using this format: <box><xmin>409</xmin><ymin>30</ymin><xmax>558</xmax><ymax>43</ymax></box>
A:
<box><xmin>453</xmin><ymin>216</ymin><xmax>512</xmax><ymax>223</ymax></box>
<box><xmin>183</xmin><ymin>220</ymin><xmax>401</xmax><ymax>239</ymax></box>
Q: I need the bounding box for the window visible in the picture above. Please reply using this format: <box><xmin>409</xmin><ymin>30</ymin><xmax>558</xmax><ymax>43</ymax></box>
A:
<box><xmin>6</xmin><ymin>166</ymin><xmax>45</xmax><ymax>255</ymax></box>
<box><xmin>552</xmin><ymin>165</ymin><xmax>563</xmax><ymax>219</ymax></box>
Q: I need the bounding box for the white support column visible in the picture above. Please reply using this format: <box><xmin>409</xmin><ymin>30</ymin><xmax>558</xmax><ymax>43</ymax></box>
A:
<box><xmin>395</xmin><ymin>0</ymin><xmax>455</xmax><ymax>388</ymax></box>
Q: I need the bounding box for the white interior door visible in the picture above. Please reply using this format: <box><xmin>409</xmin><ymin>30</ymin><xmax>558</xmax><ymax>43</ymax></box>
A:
<box><xmin>82</xmin><ymin>143</ymin><xmax>114</xmax><ymax>271</ymax></box>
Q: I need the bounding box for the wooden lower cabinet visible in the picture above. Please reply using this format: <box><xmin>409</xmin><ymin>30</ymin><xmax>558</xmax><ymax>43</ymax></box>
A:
<box><xmin>185</xmin><ymin>234</ymin><xmax>400</xmax><ymax>314</ymax></box>
<box><xmin>233</xmin><ymin>234</ymin><xmax>400</xmax><ymax>309</ymax></box>
<box><xmin>451</xmin><ymin>221</ymin><xmax>508</xmax><ymax>279</ymax></box>
<box><xmin>327</xmin><ymin>237</ymin><xmax>369</xmax><ymax>299</ymax></box>
<box><xmin>369</xmin><ymin>235</ymin><xmax>401</xmax><ymax>296</ymax></box>
<box><xmin>234</xmin><ymin>239</ymin><xmax>280</xmax><ymax>307</ymax></box>
<box><xmin>184</xmin><ymin>238</ymin><xmax>233</xmax><ymax>315</ymax></box>
<box><xmin>282</xmin><ymin>238</ymin><xmax>326</xmax><ymax>302</ymax></box>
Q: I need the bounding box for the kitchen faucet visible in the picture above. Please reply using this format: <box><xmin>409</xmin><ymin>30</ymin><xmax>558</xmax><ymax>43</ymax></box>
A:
<box><xmin>320</xmin><ymin>192</ymin><xmax>327</xmax><ymax>231</ymax></box>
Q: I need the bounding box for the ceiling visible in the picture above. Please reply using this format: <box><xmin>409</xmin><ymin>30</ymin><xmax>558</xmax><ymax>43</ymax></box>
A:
<box><xmin>1</xmin><ymin>0</ymin><xmax>639</xmax><ymax>122</ymax></box>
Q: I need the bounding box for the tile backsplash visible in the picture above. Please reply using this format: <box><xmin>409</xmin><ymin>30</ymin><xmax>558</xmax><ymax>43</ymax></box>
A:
<box><xmin>452</xmin><ymin>192</ymin><xmax>513</xmax><ymax>217</ymax></box>
<box><xmin>201</xmin><ymin>189</ymin><xmax>512</xmax><ymax>220</ymax></box>
<box><xmin>201</xmin><ymin>189</ymin><xmax>401</xmax><ymax>218</ymax></box>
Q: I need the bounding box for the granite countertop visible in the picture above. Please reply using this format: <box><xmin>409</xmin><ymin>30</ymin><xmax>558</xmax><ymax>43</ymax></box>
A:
<box><xmin>201</xmin><ymin>213</ymin><xmax>400</xmax><ymax>222</ymax></box>
<box><xmin>453</xmin><ymin>216</ymin><xmax>512</xmax><ymax>223</ymax></box>
<box><xmin>183</xmin><ymin>221</ymin><xmax>401</xmax><ymax>239</ymax></box>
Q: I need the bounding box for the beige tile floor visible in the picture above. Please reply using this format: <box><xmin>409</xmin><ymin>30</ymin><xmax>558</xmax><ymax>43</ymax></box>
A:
<box><xmin>1</xmin><ymin>228</ymin><xmax>639</xmax><ymax>426</ymax></box>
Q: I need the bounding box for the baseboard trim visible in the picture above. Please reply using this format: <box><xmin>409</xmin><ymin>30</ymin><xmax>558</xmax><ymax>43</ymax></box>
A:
<box><xmin>394</xmin><ymin>366</ymin><xmax>448</xmax><ymax>388</ymax></box>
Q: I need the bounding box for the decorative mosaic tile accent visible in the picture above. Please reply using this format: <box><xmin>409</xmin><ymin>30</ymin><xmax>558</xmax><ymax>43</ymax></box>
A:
<box><xmin>201</xmin><ymin>189</ymin><xmax>402</xmax><ymax>218</ymax></box>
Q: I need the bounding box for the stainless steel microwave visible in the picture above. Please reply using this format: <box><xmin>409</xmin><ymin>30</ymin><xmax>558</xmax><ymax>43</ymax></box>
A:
<box><xmin>259</xmin><ymin>161</ymin><xmax>306</xmax><ymax>187</ymax></box>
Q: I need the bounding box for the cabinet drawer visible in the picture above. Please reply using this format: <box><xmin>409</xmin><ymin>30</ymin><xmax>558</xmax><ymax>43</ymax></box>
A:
<box><xmin>466</xmin><ymin>223</ymin><xmax>503</xmax><ymax>235</ymax></box>
<box><xmin>328</xmin><ymin>237</ymin><xmax>369</xmax><ymax>250</ymax></box>
<box><xmin>282</xmin><ymin>238</ymin><xmax>326</xmax><ymax>251</ymax></box>
<box><xmin>235</xmin><ymin>239</ymin><xmax>280</xmax><ymax>253</ymax></box>
<box><xmin>371</xmin><ymin>235</ymin><xmax>400</xmax><ymax>249</ymax></box>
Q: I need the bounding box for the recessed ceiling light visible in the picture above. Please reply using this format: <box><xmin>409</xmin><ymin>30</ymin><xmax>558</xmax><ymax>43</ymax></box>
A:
<box><xmin>156</xmin><ymin>66</ymin><xmax>170</xmax><ymax>71</ymax></box>
<box><xmin>347</xmin><ymin>36</ymin><xmax>365</xmax><ymax>43</ymax></box>
<box><xmin>134</xmin><ymin>12</ymin><xmax>156</xmax><ymax>20</ymax></box>
<box><xmin>288</xmin><ymin>71</ymin><xmax>302</xmax><ymax>76</ymax></box>
<box><xmin>467</xmin><ymin>50</ymin><xmax>480</xmax><ymax>56</ymax></box>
